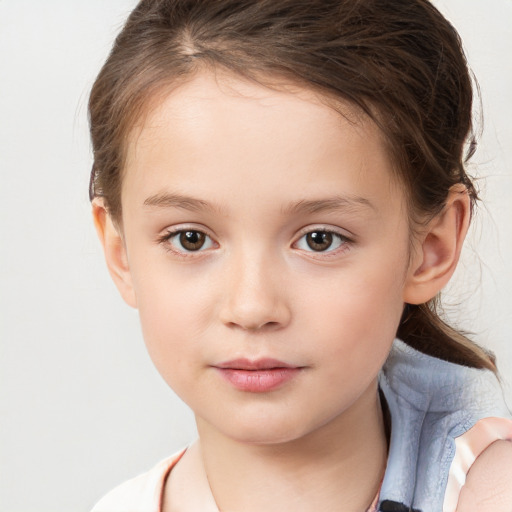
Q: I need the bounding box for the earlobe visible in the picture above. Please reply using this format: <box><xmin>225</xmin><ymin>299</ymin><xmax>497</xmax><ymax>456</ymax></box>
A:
<box><xmin>92</xmin><ymin>199</ymin><xmax>137</xmax><ymax>308</ymax></box>
<box><xmin>403</xmin><ymin>185</ymin><xmax>471</xmax><ymax>305</ymax></box>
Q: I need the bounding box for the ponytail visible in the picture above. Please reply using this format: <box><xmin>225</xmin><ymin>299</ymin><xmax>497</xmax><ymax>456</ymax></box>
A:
<box><xmin>397</xmin><ymin>300</ymin><xmax>496</xmax><ymax>372</ymax></box>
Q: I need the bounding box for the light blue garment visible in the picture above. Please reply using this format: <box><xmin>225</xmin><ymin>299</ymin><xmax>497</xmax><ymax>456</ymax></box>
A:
<box><xmin>377</xmin><ymin>339</ymin><xmax>511</xmax><ymax>512</ymax></box>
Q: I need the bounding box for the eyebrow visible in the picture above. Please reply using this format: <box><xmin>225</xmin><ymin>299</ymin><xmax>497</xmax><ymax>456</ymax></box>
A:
<box><xmin>143</xmin><ymin>192</ymin><xmax>376</xmax><ymax>215</ymax></box>
<box><xmin>143</xmin><ymin>192</ymin><xmax>221</xmax><ymax>213</ymax></box>
<box><xmin>281</xmin><ymin>195</ymin><xmax>376</xmax><ymax>215</ymax></box>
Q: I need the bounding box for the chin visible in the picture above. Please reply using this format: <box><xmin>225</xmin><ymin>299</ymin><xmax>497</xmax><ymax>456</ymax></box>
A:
<box><xmin>228</xmin><ymin>428</ymin><xmax>303</xmax><ymax>446</ymax></box>
<box><xmin>217</xmin><ymin>412</ymin><xmax>319</xmax><ymax>446</ymax></box>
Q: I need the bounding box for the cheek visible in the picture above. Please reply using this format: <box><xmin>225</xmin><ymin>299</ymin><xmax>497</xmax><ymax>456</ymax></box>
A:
<box><xmin>306</xmin><ymin>262</ymin><xmax>406</xmax><ymax>337</ymax></box>
<box><xmin>299</xmin><ymin>257</ymin><xmax>407</xmax><ymax>377</ymax></box>
<box><xmin>136</xmin><ymin>294</ymin><xmax>207</xmax><ymax>408</ymax></box>
<box><xmin>130</xmin><ymin>261</ymin><xmax>213</xmax><ymax>377</ymax></box>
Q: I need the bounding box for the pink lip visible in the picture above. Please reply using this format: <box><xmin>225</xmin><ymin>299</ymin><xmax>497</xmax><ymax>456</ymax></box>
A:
<box><xmin>214</xmin><ymin>358</ymin><xmax>302</xmax><ymax>392</ymax></box>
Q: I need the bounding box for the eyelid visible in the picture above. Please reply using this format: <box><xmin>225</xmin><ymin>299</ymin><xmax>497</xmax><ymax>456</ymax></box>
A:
<box><xmin>294</xmin><ymin>224</ymin><xmax>354</xmax><ymax>242</ymax></box>
<box><xmin>292</xmin><ymin>225</ymin><xmax>354</xmax><ymax>255</ymax></box>
<box><xmin>157</xmin><ymin>224</ymin><xmax>218</xmax><ymax>256</ymax></box>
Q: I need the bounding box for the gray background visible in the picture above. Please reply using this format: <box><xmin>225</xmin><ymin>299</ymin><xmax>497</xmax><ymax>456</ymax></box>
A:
<box><xmin>0</xmin><ymin>1</ymin><xmax>510</xmax><ymax>510</ymax></box>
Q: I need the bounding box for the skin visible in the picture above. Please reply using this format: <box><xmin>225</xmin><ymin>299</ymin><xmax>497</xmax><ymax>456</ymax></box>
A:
<box><xmin>456</xmin><ymin>440</ymin><xmax>512</xmax><ymax>511</ymax></box>
<box><xmin>92</xmin><ymin>70</ymin><xmax>502</xmax><ymax>512</ymax></box>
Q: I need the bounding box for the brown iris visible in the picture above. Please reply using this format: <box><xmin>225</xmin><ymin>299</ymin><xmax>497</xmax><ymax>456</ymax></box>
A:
<box><xmin>180</xmin><ymin>231</ymin><xmax>206</xmax><ymax>251</ymax></box>
<box><xmin>306</xmin><ymin>231</ymin><xmax>333</xmax><ymax>251</ymax></box>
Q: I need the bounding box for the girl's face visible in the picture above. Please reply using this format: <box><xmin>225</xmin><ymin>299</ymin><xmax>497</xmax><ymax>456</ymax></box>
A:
<box><xmin>118</xmin><ymin>71</ymin><xmax>416</xmax><ymax>444</ymax></box>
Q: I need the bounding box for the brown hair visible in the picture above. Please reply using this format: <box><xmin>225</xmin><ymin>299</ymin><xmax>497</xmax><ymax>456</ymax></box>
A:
<box><xmin>89</xmin><ymin>0</ymin><xmax>495</xmax><ymax>371</ymax></box>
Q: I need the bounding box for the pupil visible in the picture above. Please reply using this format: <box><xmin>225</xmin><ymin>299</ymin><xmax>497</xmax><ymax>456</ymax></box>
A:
<box><xmin>180</xmin><ymin>231</ymin><xmax>205</xmax><ymax>250</ymax></box>
<box><xmin>307</xmin><ymin>231</ymin><xmax>332</xmax><ymax>251</ymax></box>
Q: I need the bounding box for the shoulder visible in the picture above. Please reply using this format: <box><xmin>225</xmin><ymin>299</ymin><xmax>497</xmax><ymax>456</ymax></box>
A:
<box><xmin>90</xmin><ymin>450</ymin><xmax>186</xmax><ymax>512</ymax></box>
<box><xmin>456</xmin><ymin>440</ymin><xmax>512</xmax><ymax>512</ymax></box>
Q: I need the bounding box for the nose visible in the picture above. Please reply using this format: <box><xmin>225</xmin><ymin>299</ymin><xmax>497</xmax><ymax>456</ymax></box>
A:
<box><xmin>218</xmin><ymin>250</ymin><xmax>291</xmax><ymax>332</ymax></box>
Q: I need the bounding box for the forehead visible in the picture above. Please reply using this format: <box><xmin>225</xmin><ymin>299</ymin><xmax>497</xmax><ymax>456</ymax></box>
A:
<box><xmin>127</xmin><ymin>70</ymin><xmax>374</xmax><ymax>158</ymax></box>
<box><xmin>122</xmin><ymin>70</ymin><xmax>403</xmax><ymax>215</ymax></box>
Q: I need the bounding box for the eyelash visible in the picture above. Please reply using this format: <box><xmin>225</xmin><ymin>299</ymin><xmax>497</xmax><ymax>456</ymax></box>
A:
<box><xmin>157</xmin><ymin>227</ymin><xmax>353</xmax><ymax>258</ymax></box>
<box><xmin>157</xmin><ymin>227</ymin><xmax>217</xmax><ymax>257</ymax></box>
<box><xmin>293</xmin><ymin>227</ymin><xmax>353</xmax><ymax>257</ymax></box>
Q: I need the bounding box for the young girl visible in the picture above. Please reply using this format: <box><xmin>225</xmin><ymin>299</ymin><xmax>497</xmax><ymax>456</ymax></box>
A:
<box><xmin>88</xmin><ymin>1</ymin><xmax>512</xmax><ymax>511</ymax></box>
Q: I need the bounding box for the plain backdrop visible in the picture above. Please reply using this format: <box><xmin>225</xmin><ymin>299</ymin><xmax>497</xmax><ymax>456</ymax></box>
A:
<box><xmin>0</xmin><ymin>1</ymin><xmax>510</xmax><ymax>510</ymax></box>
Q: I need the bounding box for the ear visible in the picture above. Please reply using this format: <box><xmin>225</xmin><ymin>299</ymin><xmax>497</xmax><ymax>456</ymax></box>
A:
<box><xmin>403</xmin><ymin>184</ymin><xmax>471</xmax><ymax>305</ymax></box>
<box><xmin>92</xmin><ymin>198</ymin><xmax>137</xmax><ymax>308</ymax></box>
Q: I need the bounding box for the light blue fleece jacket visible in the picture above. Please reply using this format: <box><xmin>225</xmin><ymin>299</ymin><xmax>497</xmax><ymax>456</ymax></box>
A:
<box><xmin>377</xmin><ymin>339</ymin><xmax>511</xmax><ymax>512</ymax></box>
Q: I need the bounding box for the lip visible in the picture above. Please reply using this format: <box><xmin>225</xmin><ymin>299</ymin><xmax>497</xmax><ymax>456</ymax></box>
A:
<box><xmin>214</xmin><ymin>358</ymin><xmax>302</xmax><ymax>392</ymax></box>
<box><xmin>216</xmin><ymin>358</ymin><xmax>296</xmax><ymax>370</ymax></box>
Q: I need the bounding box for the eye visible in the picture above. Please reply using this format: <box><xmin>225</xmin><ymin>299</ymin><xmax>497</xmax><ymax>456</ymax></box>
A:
<box><xmin>161</xmin><ymin>229</ymin><xmax>215</xmax><ymax>253</ymax></box>
<box><xmin>295</xmin><ymin>229</ymin><xmax>348</xmax><ymax>253</ymax></box>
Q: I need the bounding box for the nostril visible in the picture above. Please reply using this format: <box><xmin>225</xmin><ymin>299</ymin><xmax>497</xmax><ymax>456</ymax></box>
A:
<box><xmin>250</xmin><ymin>321</ymin><xmax>281</xmax><ymax>331</ymax></box>
<box><xmin>225</xmin><ymin>319</ymin><xmax>282</xmax><ymax>332</ymax></box>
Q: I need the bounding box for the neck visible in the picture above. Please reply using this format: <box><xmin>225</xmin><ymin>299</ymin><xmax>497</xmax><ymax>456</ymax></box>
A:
<box><xmin>196</xmin><ymin>381</ymin><xmax>387</xmax><ymax>512</ymax></box>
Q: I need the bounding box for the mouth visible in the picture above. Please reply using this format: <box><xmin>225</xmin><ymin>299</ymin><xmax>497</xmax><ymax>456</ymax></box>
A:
<box><xmin>213</xmin><ymin>358</ymin><xmax>303</xmax><ymax>392</ymax></box>
<box><xmin>215</xmin><ymin>358</ymin><xmax>297</xmax><ymax>371</ymax></box>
